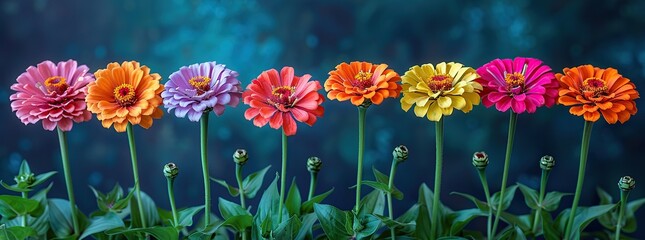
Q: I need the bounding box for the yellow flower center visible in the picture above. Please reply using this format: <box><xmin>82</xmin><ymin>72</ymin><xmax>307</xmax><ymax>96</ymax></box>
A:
<box><xmin>269</xmin><ymin>86</ymin><xmax>297</xmax><ymax>111</ymax></box>
<box><xmin>427</xmin><ymin>74</ymin><xmax>453</xmax><ymax>92</ymax></box>
<box><xmin>44</xmin><ymin>76</ymin><xmax>69</xmax><ymax>94</ymax></box>
<box><xmin>504</xmin><ymin>72</ymin><xmax>525</xmax><ymax>87</ymax></box>
<box><xmin>113</xmin><ymin>84</ymin><xmax>136</xmax><ymax>106</ymax></box>
<box><xmin>582</xmin><ymin>77</ymin><xmax>607</xmax><ymax>97</ymax></box>
<box><xmin>352</xmin><ymin>71</ymin><xmax>373</xmax><ymax>88</ymax></box>
<box><xmin>189</xmin><ymin>76</ymin><xmax>211</xmax><ymax>94</ymax></box>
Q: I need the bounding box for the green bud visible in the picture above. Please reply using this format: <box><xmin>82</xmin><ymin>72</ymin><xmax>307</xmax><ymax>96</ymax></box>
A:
<box><xmin>14</xmin><ymin>172</ymin><xmax>35</xmax><ymax>187</ymax></box>
<box><xmin>359</xmin><ymin>99</ymin><xmax>372</xmax><ymax>109</ymax></box>
<box><xmin>164</xmin><ymin>163</ymin><xmax>179</xmax><ymax>179</ymax></box>
<box><xmin>540</xmin><ymin>155</ymin><xmax>555</xmax><ymax>171</ymax></box>
<box><xmin>618</xmin><ymin>176</ymin><xmax>635</xmax><ymax>192</ymax></box>
<box><xmin>233</xmin><ymin>149</ymin><xmax>249</xmax><ymax>166</ymax></box>
<box><xmin>472</xmin><ymin>151</ymin><xmax>489</xmax><ymax>170</ymax></box>
<box><xmin>393</xmin><ymin>145</ymin><xmax>409</xmax><ymax>163</ymax></box>
<box><xmin>307</xmin><ymin>157</ymin><xmax>322</xmax><ymax>173</ymax></box>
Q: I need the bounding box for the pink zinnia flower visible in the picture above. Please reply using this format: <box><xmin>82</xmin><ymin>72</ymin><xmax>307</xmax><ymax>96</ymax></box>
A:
<box><xmin>10</xmin><ymin>60</ymin><xmax>94</xmax><ymax>131</ymax></box>
<box><xmin>476</xmin><ymin>57</ymin><xmax>558</xmax><ymax>113</ymax></box>
<box><xmin>243</xmin><ymin>67</ymin><xmax>324</xmax><ymax>136</ymax></box>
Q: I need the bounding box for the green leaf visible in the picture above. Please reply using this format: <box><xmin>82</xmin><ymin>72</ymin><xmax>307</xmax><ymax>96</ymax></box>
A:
<box><xmin>295</xmin><ymin>213</ymin><xmax>317</xmax><ymax>240</ymax></box>
<box><xmin>285</xmin><ymin>178</ymin><xmax>301</xmax><ymax>217</ymax></box>
<box><xmin>354</xmin><ymin>213</ymin><xmax>380</xmax><ymax>239</ymax></box>
<box><xmin>490</xmin><ymin>185</ymin><xmax>518</xmax><ymax>211</ymax></box>
<box><xmin>0</xmin><ymin>195</ymin><xmax>40</xmax><ymax>219</ymax></box>
<box><xmin>517</xmin><ymin>183</ymin><xmax>539</xmax><ymax>210</ymax></box>
<box><xmin>273</xmin><ymin>215</ymin><xmax>302</xmax><ymax>239</ymax></box>
<box><xmin>31</xmin><ymin>171</ymin><xmax>57</xmax><ymax>188</ymax></box>
<box><xmin>542</xmin><ymin>191</ymin><xmax>571</xmax><ymax>212</ymax></box>
<box><xmin>252</xmin><ymin>175</ymin><xmax>285</xmax><ymax>239</ymax></box>
<box><xmin>371</xmin><ymin>166</ymin><xmax>404</xmax><ymax>200</ymax></box>
<box><xmin>0</xmin><ymin>181</ymin><xmax>29</xmax><ymax>193</ymax></box>
<box><xmin>18</xmin><ymin>160</ymin><xmax>31</xmax><ymax>176</ymax></box>
<box><xmin>0</xmin><ymin>226</ymin><xmax>37</xmax><ymax>240</ymax></box>
<box><xmin>597</xmin><ymin>188</ymin><xmax>613</xmax><ymax>205</ymax></box>
<box><xmin>48</xmin><ymin>198</ymin><xmax>75</xmax><ymax>238</ymax></box>
<box><xmin>176</xmin><ymin>206</ymin><xmax>204</xmax><ymax>228</ymax></box>
<box><xmin>541</xmin><ymin>210</ymin><xmax>561</xmax><ymax>239</ymax></box>
<box><xmin>497</xmin><ymin>225</ymin><xmax>527</xmax><ymax>240</ymax></box>
<box><xmin>300</xmin><ymin>188</ymin><xmax>334</xmax><ymax>214</ymax></box>
<box><xmin>415</xmin><ymin>203</ymin><xmax>432</xmax><ymax>240</ymax></box>
<box><xmin>90</xmin><ymin>184</ymin><xmax>133</xmax><ymax>213</ymax></box>
<box><xmin>218</xmin><ymin>198</ymin><xmax>251</xmax><ymax>220</ymax></box>
<box><xmin>313</xmin><ymin>204</ymin><xmax>353</xmax><ymax>240</ymax></box>
<box><xmin>242</xmin><ymin>165</ymin><xmax>271</xmax><ymax>199</ymax></box>
<box><xmin>447</xmin><ymin>208</ymin><xmax>487</xmax><ymax>235</ymax></box>
<box><xmin>129</xmin><ymin>190</ymin><xmax>160</xmax><ymax>227</ymax></box>
<box><xmin>106</xmin><ymin>226</ymin><xmax>179</xmax><ymax>239</ymax></box>
<box><xmin>79</xmin><ymin>212</ymin><xmax>125</xmax><ymax>239</ymax></box>
<box><xmin>211</xmin><ymin>178</ymin><xmax>240</xmax><ymax>197</ymax></box>
<box><xmin>567</xmin><ymin>204</ymin><xmax>617</xmax><ymax>239</ymax></box>
<box><xmin>29</xmin><ymin>183</ymin><xmax>52</xmax><ymax>218</ymax></box>
<box><xmin>451</xmin><ymin>192</ymin><xmax>489</xmax><ymax>211</ymax></box>
<box><xmin>358</xmin><ymin>190</ymin><xmax>385</xmax><ymax>216</ymax></box>
<box><xmin>437</xmin><ymin>237</ymin><xmax>470</xmax><ymax>240</ymax></box>
<box><xmin>622</xmin><ymin>198</ymin><xmax>645</xmax><ymax>233</ymax></box>
<box><xmin>374</xmin><ymin>214</ymin><xmax>416</xmax><ymax>236</ymax></box>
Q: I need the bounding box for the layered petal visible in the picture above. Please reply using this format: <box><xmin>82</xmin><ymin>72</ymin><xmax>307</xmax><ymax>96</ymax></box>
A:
<box><xmin>324</xmin><ymin>61</ymin><xmax>401</xmax><ymax>106</ymax></box>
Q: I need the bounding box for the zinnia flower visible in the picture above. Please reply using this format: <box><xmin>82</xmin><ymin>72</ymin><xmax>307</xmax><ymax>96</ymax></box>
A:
<box><xmin>400</xmin><ymin>62</ymin><xmax>482</xmax><ymax>121</ymax></box>
<box><xmin>162</xmin><ymin>62</ymin><xmax>242</xmax><ymax>121</ymax></box>
<box><xmin>10</xmin><ymin>60</ymin><xmax>93</xmax><ymax>131</ymax></box>
<box><xmin>324</xmin><ymin>61</ymin><xmax>401</xmax><ymax>106</ymax></box>
<box><xmin>86</xmin><ymin>61</ymin><xmax>164</xmax><ymax>132</ymax></box>
<box><xmin>476</xmin><ymin>57</ymin><xmax>559</xmax><ymax>114</ymax></box>
<box><xmin>556</xmin><ymin>65</ymin><xmax>639</xmax><ymax>123</ymax></box>
<box><xmin>243</xmin><ymin>67</ymin><xmax>324</xmax><ymax>136</ymax></box>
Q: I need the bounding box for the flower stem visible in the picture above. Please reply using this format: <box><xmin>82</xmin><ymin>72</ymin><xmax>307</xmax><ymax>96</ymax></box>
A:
<box><xmin>431</xmin><ymin>117</ymin><xmax>444</xmax><ymax>239</ymax></box>
<box><xmin>126</xmin><ymin>124</ymin><xmax>147</xmax><ymax>228</ymax></box>
<box><xmin>21</xmin><ymin>192</ymin><xmax>28</xmax><ymax>227</ymax></box>
<box><xmin>477</xmin><ymin>170</ymin><xmax>492</xmax><ymax>240</ymax></box>
<box><xmin>355</xmin><ymin>107</ymin><xmax>367</xmax><ymax>213</ymax></box>
<box><xmin>308</xmin><ymin>172</ymin><xmax>317</xmax><ymax>201</ymax></box>
<box><xmin>56</xmin><ymin>128</ymin><xmax>80</xmax><ymax>235</ymax></box>
<box><xmin>531</xmin><ymin>170</ymin><xmax>549</xmax><ymax>236</ymax></box>
<box><xmin>235</xmin><ymin>163</ymin><xmax>248</xmax><ymax>240</ymax></box>
<box><xmin>387</xmin><ymin>159</ymin><xmax>399</xmax><ymax>240</ymax></box>
<box><xmin>491</xmin><ymin>112</ymin><xmax>517</xmax><ymax>237</ymax></box>
<box><xmin>199</xmin><ymin>113</ymin><xmax>211</xmax><ymax>227</ymax></box>
<box><xmin>278</xmin><ymin>131</ymin><xmax>288</xmax><ymax>223</ymax></box>
<box><xmin>166</xmin><ymin>178</ymin><xmax>178</xmax><ymax>227</ymax></box>
<box><xmin>564</xmin><ymin>121</ymin><xmax>593</xmax><ymax>239</ymax></box>
<box><xmin>615</xmin><ymin>190</ymin><xmax>629</xmax><ymax>240</ymax></box>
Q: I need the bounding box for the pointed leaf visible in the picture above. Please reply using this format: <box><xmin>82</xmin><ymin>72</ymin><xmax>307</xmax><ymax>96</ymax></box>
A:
<box><xmin>176</xmin><ymin>206</ymin><xmax>204</xmax><ymax>227</ymax></box>
<box><xmin>79</xmin><ymin>212</ymin><xmax>125</xmax><ymax>239</ymax></box>
<box><xmin>415</xmin><ymin>203</ymin><xmax>432</xmax><ymax>240</ymax></box>
<box><xmin>490</xmin><ymin>185</ymin><xmax>518</xmax><ymax>211</ymax></box>
<box><xmin>313</xmin><ymin>204</ymin><xmax>353</xmax><ymax>239</ymax></box>
<box><xmin>451</xmin><ymin>192</ymin><xmax>489</xmax><ymax>211</ymax></box>
<box><xmin>106</xmin><ymin>226</ymin><xmax>178</xmax><ymax>239</ymax></box>
<box><xmin>597</xmin><ymin>188</ymin><xmax>613</xmax><ymax>205</ymax></box>
<box><xmin>542</xmin><ymin>191</ymin><xmax>571</xmax><ymax>212</ymax></box>
<box><xmin>541</xmin><ymin>210</ymin><xmax>562</xmax><ymax>239</ymax></box>
<box><xmin>18</xmin><ymin>160</ymin><xmax>31</xmax><ymax>176</ymax></box>
<box><xmin>295</xmin><ymin>213</ymin><xmax>317</xmax><ymax>240</ymax></box>
<box><xmin>354</xmin><ymin>214</ymin><xmax>381</xmax><ymax>239</ymax></box>
<box><xmin>358</xmin><ymin>190</ymin><xmax>385</xmax><ymax>216</ymax></box>
<box><xmin>517</xmin><ymin>183</ymin><xmax>539</xmax><ymax>210</ymax></box>
<box><xmin>372</xmin><ymin>166</ymin><xmax>404</xmax><ymax>200</ymax></box>
<box><xmin>0</xmin><ymin>195</ymin><xmax>39</xmax><ymax>218</ymax></box>
<box><xmin>622</xmin><ymin>198</ymin><xmax>645</xmax><ymax>233</ymax></box>
<box><xmin>285</xmin><ymin>178</ymin><xmax>301</xmax><ymax>217</ymax></box>
<box><xmin>300</xmin><ymin>188</ymin><xmax>334</xmax><ymax>214</ymax></box>
<box><xmin>211</xmin><ymin>178</ymin><xmax>240</xmax><ymax>197</ymax></box>
<box><xmin>31</xmin><ymin>171</ymin><xmax>57</xmax><ymax>188</ymax></box>
<box><xmin>129</xmin><ymin>190</ymin><xmax>160</xmax><ymax>227</ymax></box>
<box><xmin>447</xmin><ymin>208</ymin><xmax>487</xmax><ymax>235</ymax></box>
<box><xmin>567</xmin><ymin>204</ymin><xmax>617</xmax><ymax>238</ymax></box>
<box><xmin>242</xmin><ymin>165</ymin><xmax>271</xmax><ymax>199</ymax></box>
<box><xmin>48</xmin><ymin>198</ymin><xmax>75</xmax><ymax>238</ymax></box>
<box><xmin>273</xmin><ymin>215</ymin><xmax>302</xmax><ymax>239</ymax></box>
<box><xmin>0</xmin><ymin>181</ymin><xmax>30</xmax><ymax>193</ymax></box>
<box><xmin>0</xmin><ymin>226</ymin><xmax>37</xmax><ymax>240</ymax></box>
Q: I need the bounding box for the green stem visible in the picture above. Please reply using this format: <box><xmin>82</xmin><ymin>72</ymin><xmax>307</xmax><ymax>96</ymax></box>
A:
<box><xmin>564</xmin><ymin>121</ymin><xmax>594</xmax><ymax>239</ymax></box>
<box><xmin>236</xmin><ymin>163</ymin><xmax>248</xmax><ymax>240</ymax></box>
<box><xmin>388</xmin><ymin>160</ymin><xmax>399</xmax><ymax>240</ymax></box>
<box><xmin>532</xmin><ymin>170</ymin><xmax>549</xmax><ymax>237</ymax></box>
<box><xmin>431</xmin><ymin>118</ymin><xmax>444</xmax><ymax>239</ymax></box>
<box><xmin>57</xmin><ymin>128</ymin><xmax>80</xmax><ymax>235</ymax></box>
<box><xmin>126</xmin><ymin>124</ymin><xmax>147</xmax><ymax>228</ymax></box>
<box><xmin>615</xmin><ymin>191</ymin><xmax>629</xmax><ymax>240</ymax></box>
<box><xmin>199</xmin><ymin>113</ymin><xmax>211</xmax><ymax>227</ymax></box>
<box><xmin>477</xmin><ymin>170</ymin><xmax>492</xmax><ymax>240</ymax></box>
<box><xmin>491</xmin><ymin>112</ymin><xmax>517</xmax><ymax>237</ymax></box>
<box><xmin>166</xmin><ymin>178</ymin><xmax>178</xmax><ymax>227</ymax></box>
<box><xmin>21</xmin><ymin>192</ymin><xmax>28</xmax><ymax>227</ymax></box>
<box><xmin>278</xmin><ymin>131</ymin><xmax>288</xmax><ymax>223</ymax></box>
<box><xmin>308</xmin><ymin>172</ymin><xmax>317</xmax><ymax>201</ymax></box>
<box><xmin>355</xmin><ymin>107</ymin><xmax>367</xmax><ymax>213</ymax></box>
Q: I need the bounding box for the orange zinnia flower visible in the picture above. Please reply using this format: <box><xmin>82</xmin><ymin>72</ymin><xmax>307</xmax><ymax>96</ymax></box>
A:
<box><xmin>557</xmin><ymin>65</ymin><xmax>639</xmax><ymax>123</ymax></box>
<box><xmin>324</xmin><ymin>61</ymin><xmax>401</xmax><ymax>106</ymax></box>
<box><xmin>86</xmin><ymin>61</ymin><xmax>164</xmax><ymax>132</ymax></box>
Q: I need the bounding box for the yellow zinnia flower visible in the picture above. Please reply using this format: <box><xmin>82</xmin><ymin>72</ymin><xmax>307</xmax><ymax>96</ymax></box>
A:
<box><xmin>400</xmin><ymin>62</ymin><xmax>482</xmax><ymax>121</ymax></box>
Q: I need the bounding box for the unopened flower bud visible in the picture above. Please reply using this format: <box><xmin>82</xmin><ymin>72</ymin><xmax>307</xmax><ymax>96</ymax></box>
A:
<box><xmin>618</xmin><ymin>176</ymin><xmax>635</xmax><ymax>192</ymax></box>
<box><xmin>393</xmin><ymin>145</ymin><xmax>408</xmax><ymax>163</ymax></box>
<box><xmin>164</xmin><ymin>163</ymin><xmax>179</xmax><ymax>179</ymax></box>
<box><xmin>472</xmin><ymin>151</ymin><xmax>489</xmax><ymax>170</ymax></box>
<box><xmin>539</xmin><ymin>155</ymin><xmax>555</xmax><ymax>171</ymax></box>
<box><xmin>307</xmin><ymin>157</ymin><xmax>322</xmax><ymax>173</ymax></box>
<box><xmin>233</xmin><ymin>149</ymin><xmax>249</xmax><ymax>166</ymax></box>
<box><xmin>14</xmin><ymin>173</ymin><xmax>35</xmax><ymax>187</ymax></box>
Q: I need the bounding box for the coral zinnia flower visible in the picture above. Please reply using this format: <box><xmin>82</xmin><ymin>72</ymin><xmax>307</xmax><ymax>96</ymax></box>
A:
<box><xmin>476</xmin><ymin>57</ymin><xmax>559</xmax><ymax>114</ymax></box>
<box><xmin>324</xmin><ymin>61</ymin><xmax>401</xmax><ymax>106</ymax></box>
<box><xmin>400</xmin><ymin>62</ymin><xmax>482</xmax><ymax>121</ymax></box>
<box><xmin>86</xmin><ymin>61</ymin><xmax>164</xmax><ymax>132</ymax></box>
<box><xmin>557</xmin><ymin>65</ymin><xmax>639</xmax><ymax>123</ymax></box>
<box><xmin>162</xmin><ymin>62</ymin><xmax>242</xmax><ymax>121</ymax></box>
<box><xmin>243</xmin><ymin>67</ymin><xmax>324</xmax><ymax>136</ymax></box>
<box><xmin>10</xmin><ymin>60</ymin><xmax>93</xmax><ymax>131</ymax></box>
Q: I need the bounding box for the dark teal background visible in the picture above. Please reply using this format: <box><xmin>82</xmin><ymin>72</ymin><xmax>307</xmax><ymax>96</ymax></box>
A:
<box><xmin>1</xmin><ymin>0</ymin><xmax>644</xmax><ymax>237</ymax></box>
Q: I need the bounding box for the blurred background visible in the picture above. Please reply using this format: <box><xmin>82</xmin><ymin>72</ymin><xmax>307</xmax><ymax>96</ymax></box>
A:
<box><xmin>1</xmin><ymin>0</ymin><xmax>644</xmax><ymax>237</ymax></box>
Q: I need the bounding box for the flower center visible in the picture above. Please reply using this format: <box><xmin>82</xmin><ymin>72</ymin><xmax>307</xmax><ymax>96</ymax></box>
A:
<box><xmin>189</xmin><ymin>76</ymin><xmax>211</xmax><ymax>94</ymax></box>
<box><xmin>505</xmin><ymin>72</ymin><xmax>525</xmax><ymax>87</ymax></box>
<box><xmin>44</xmin><ymin>76</ymin><xmax>69</xmax><ymax>94</ymax></box>
<box><xmin>268</xmin><ymin>86</ymin><xmax>297</xmax><ymax>111</ymax></box>
<box><xmin>352</xmin><ymin>71</ymin><xmax>373</xmax><ymax>88</ymax></box>
<box><xmin>113</xmin><ymin>84</ymin><xmax>136</xmax><ymax>106</ymax></box>
<box><xmin>582</xmin><ymin>77</ymin><xmax>607</xmax><ymax>97</ymax></box>
<box><xmin>427</xmin><ymin>74</ymin><xmax>453</xmax><ymax>92</ymax></box>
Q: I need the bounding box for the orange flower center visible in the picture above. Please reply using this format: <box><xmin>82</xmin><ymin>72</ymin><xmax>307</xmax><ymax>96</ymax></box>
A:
<box><xmin>427</xmin><ymin>74</ymin><xmax>453</xmax><ymax>92</ymax></box>
<box><xmin>44</xmin><ymin>76</ymin><xmax>69</xmax><ymax>94</ymax></box>
<box><xmin>269</xmin><ymin>86</ymin><xmax>297</xmax><ymax>111</ymax></box>
<box><xmin>352</xmin><ymin>71</ymin><xmax>373</xmax><ymax>88</ymax></box>
<box><xmin>505</xmin><ymin>72</ymin><xmax>525</xmax><ymax>87</ymax></box>
<box><xmin>582</xmin><ymin>77</ymin><xmax>607</xmax><ymax>97</ymax></box>
<box><xmin>189</xmin><ymin>76</ymin><xmax>211</xmax><ymax>94</ymax></box>
<box><xmin>113</xmin><ymin>84</ymin><xmax>136</xmax><ymax>106</ymax></box>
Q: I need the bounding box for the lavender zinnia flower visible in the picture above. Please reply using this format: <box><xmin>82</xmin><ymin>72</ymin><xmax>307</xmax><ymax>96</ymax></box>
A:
<box><xmin>162</xmin><ymin>62</ymin><xmax>242</xmax><ymax>121</ymax></box>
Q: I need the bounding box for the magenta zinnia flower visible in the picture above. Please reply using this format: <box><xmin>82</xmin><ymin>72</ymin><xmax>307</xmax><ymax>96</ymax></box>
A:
<box><xmin>10</xmin><ymin>60</ymin><xmax>94</xmax><ymax>131</ymax></box>
<box><xmin>476</xmin><ymin>57</ymin><xmax>558</xmax><ymax>113</ymax></box>
<box><xmin>162</xmin><ymin>62</ymin><xmax>243</xmax><ymax>121</ymax></box>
